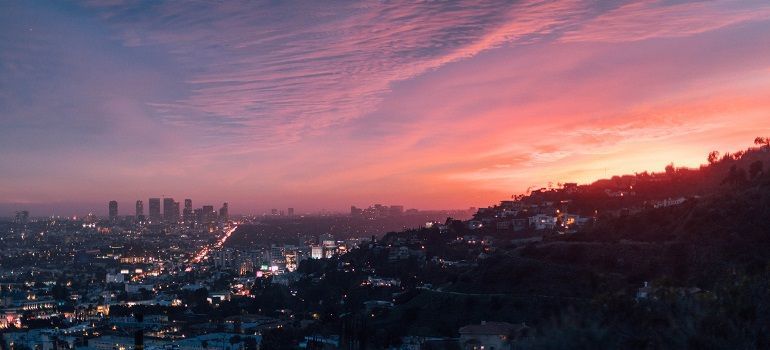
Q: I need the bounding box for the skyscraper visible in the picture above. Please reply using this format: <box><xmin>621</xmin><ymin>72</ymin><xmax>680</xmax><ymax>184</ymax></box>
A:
<box><xmin>219</xmin><ymin>202</ymin><xmax>229</xmax><ymax>221</ymax></box>
<box><xmin>183</xmin><ymin>199</ymin><xmax>193</xmax><ymax>223</ymax></box>
<box><xmin>173</xmin><ymin>201</ymin><xmax>180</xmax><ymax>222</ymax></box>
<box><xmin>109</xmin><ymin>200</ymin><xmax>118</xmax><ymax>222</ymax></box>
<box><xmin>163</xmin><ymin>198</ymin><xmax>177</xmax><ymax>223</ymax></box>
<box><xmin>202</xmin><ymin>205</ymin><xmax>216</xmax><ymax>223</ymax></box>
<box><xmin>149</xmin><ymin>198</ymin><xmax>161</xmax><ymax>222</ymax></box>
<box><xmin>288</xmin><ymin>207</ymin><xmax>294</xmax><ymax>217</ymax></box>
<box><xmin>136</xmin><ymin>200</ymin><xmax>144</xmax><ymax>221</ymax></box>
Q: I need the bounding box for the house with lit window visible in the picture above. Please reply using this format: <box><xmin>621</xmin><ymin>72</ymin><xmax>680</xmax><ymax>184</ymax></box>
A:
<box><xmin>528</xmin><ymin>214</ymin><xmax>557</xmax><ymax>230</ymax></box>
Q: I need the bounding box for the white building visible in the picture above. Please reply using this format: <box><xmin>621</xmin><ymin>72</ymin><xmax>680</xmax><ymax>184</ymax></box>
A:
<box><xmin>528</xmin><ymin>214</ymin><xmax>557</xmax><ymax>230</ymax></box>
<box><xmin>310</xmin><ymin>245</ymin><xmax>323</xmax><ymax>259</ymax></box>
<box><xmin>106</xmin><ymin>272</ymin><xmax>125</xmax><ymax>284</ymax></box>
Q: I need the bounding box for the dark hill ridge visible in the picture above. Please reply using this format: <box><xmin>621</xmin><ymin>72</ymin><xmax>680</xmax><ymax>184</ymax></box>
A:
<box><xmin>355</xmin><ymin>142</ymin><xmax>770</xmax><ymax>348</ymax></box>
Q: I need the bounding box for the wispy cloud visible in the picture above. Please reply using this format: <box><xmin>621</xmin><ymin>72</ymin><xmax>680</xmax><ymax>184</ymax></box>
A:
<box><xmin>77</xmin><ymin>0</ymin><xmax>770</xmax><ymax>152</ymax></box>
<box><xmin>82</xmin><ymin>1</ymin><xmax>589</xmax><ymax>148</ymax></box>
<box><xmin>562</xmin><ymin>0</ymin><xmax>770</xmax><ymax>43</ymax></box>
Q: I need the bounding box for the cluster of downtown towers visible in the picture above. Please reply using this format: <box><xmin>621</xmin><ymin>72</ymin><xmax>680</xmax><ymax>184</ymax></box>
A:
<box><xmin>107</xmin><ymin>198</ymin><xmax>228</xmax><ymax>223</ymax></box>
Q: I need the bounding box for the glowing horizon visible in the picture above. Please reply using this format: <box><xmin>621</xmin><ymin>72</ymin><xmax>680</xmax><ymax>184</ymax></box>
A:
<box><xmin>2</xmin><ymin>1</ymin><xmax>770</xmax><ymax>216</ymax></box>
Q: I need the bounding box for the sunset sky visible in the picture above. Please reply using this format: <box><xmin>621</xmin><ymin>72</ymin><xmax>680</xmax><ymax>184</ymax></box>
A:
<box><xmin>2</xmin><ymin>0</ymin><xmax>770</xmax><ymax>215</ymax></box>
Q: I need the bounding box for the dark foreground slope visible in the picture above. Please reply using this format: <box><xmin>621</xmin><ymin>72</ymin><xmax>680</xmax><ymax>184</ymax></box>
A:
<box><xmin>362</xmin><ymin>174</ymin><xmax>770</xmax><ymax>349</ymax></box>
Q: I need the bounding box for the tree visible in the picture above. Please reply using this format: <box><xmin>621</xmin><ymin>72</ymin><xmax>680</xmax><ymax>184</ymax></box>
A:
<box><xmin>755</xmin><ymin>137</ymin><xmax>766</xmax><ymax>146</ymax></box>
<box><xmin>707</xmin><ymin>151</ymin><xmax>720</xmax><ymax>164</ymax></box>
<box><xmin>665</xmin><ymin>163</ymin><xmax>676</xmax><ymax>177</ymax></box>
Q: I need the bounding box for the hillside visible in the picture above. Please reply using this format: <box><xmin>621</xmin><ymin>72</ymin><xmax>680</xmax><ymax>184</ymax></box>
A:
<box><xmin>350</xmin><ymin>142</ymin><xmax>770</xmax><ymax>349</ymax></box>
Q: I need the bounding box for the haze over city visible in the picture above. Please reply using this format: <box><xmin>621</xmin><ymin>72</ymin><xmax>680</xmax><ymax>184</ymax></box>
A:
<box><xmin>3</xmin><ymin>1</ymin><xmax>770</xmax><ymax>215</ymax></box>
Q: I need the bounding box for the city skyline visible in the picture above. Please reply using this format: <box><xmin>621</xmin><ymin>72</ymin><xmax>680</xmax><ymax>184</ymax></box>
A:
<box><xmin>3</xmin><ymin>1</ymin><xmax>770</xmax><ymax>214</ymax></box>
<box><xmin>3</xmin><ymin>197</ymin><xmax>424</xmax><ymax>218</ymax></box>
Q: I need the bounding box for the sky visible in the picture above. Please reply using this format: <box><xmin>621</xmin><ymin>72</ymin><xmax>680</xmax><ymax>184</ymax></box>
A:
<box><xmin>2</xmin><ymin>0</ymin><xmax>770</xmax><ymax>216</ymax></box>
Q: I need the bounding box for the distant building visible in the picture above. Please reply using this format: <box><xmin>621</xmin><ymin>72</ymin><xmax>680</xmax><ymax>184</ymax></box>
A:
<box><xmin>271</xmin><ymin>208</ymin><xmax>278</xmax><ymax>216</ymax></box>
<box><xmin>135</xmin><ymin>200</ymin><xmax>144</xmax><ymax>221</ymax></box>
<box><xmin>173</xmin><ymin>201</ymin><xmax>180</xmax><ymax>222</ymax></box>
<box><xmin>109</xmin><ymin>200</ymin><xmax>118</xmax><ymax>222</ymax></box>
<box><xmin>219</xmin><ymin>202</ymin><xmax>229</xmax><ymax>220</ymax></box>
<box><xmin>183</xmin><ymin>199</ymin><xmax>193</xmax><ymax>223</ymax></box>
<box><xmin>202</xmin><ymin>205</ymin><xmax>216</xmax><ymax>223</ymax></box>
<box><xmin>288</xmin><ymin>207</ymin><xmax>295</xmax><ymax>216</ymax></box>
<box><xmin>310</xmin><ymin>245</ymin><xmax>323</xmax><ymax>259</ymax></box>
<box><xmin>529</xmin><ymin>214</ymin><xmax>557</xmax><ymax>230</ymax></box>
<box><xmin>148</xmin><ymin>198</ymin><xmax>161</xmax><ymax>222</ymax></box>
<box><xmin>14</xmin><ymin>210</ymin><xmax>29</xmax><ymax>224</ymax></box>
<box><xmin>458</xmin><ymin>321</ymin><xmax>529</xmax><ymax>350</ymax></box>
<box><xmin>320</xmin><ymin>234</ymin><xmax>335</xmax><ymax>247</ymax></box>
<box><xmin>163</xmin><ymin>198</ymin><xmax>176</xmax><ymax>222</ymax></box>
<box><xmin>106</xmin><ymin>272</ymin><xmax>125</xmax><ymax>284</ymax></box>
<box><xmin>636</xmin><ymin>281</ymin><xmax>653</xmax><ymax>301</ymax></box>
<box><xmin>468</xmin><ymin>220</ymin><xmax>483</xmax><ymax>230</ymax></box>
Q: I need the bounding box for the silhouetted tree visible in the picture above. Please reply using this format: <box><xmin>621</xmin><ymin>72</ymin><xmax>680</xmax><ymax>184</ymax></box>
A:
<box><xmin>707</xmin><ymin>151</ymin><xmax>720</xmax><ymax>164</ymax></box>
<box><xmin>665</xmin><ymin>163</ymin><xmax>676</xmax><ymax>177</ymax></box>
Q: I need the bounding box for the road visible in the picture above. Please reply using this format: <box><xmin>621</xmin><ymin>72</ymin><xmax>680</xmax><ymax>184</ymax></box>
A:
<box><xmin>190</xmin><ymin>224</ymin><xmax>238</xmax><ymax>265</ymax></box>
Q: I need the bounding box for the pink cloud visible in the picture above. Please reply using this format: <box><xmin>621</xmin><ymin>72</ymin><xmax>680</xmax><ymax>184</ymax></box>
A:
<box><xmin>562</xmin><ymin>0</ymin><xmax>770</xmax><ymax>43</ymax></box>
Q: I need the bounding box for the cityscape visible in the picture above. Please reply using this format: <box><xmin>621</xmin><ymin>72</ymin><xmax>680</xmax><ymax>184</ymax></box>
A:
<box><xmin>3</xmin><ymin>1</ymin><xmax>770</xmax><ymax>350</ymax></box>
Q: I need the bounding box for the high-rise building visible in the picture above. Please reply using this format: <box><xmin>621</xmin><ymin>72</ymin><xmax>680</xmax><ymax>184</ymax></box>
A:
<box><xmin>173</xmin><ymin>201</ymin><xmax>180</xmax><ymax>222</ymax></box>
<box><xmin>287</xmin><ymin>207</ymin><xmax>294</xmax><ymax>217</ymax></box>
<box><xmin>183</xmin><ymin>199</ymin><xmax>193</xmax><ymax>223</ymax></box>
<box><xmin>135</xmin><ymin>200</ymin><xmax>144</xmax><ymax>221</ymax></box>
<box><xmin>271</xmin><ymin>208</ymin><xmax>278</xmax><ymax>216</ymax></box>
<box><xmin>148</xmin><ymin>198</ymin><xmax>161</xmax><ymax>222</ymax></box>
<box><xmin>202</xmin><ymin>205</ymin><xmax>216</xmax><ymax>223</ymax></box>
<box><xmin>109</xmin><ymin>201</ymin><xmax>118</xmax><ymax>222</ymax></box>
<box><xmin>219</xmin><ymin>202</ymin><xmax>229</xmax><ymax>221</ymax></box>
<box><xmin>163</xmin><ymin>198</ymin><xmax>176</xmax><ymax>222</ymax></box>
